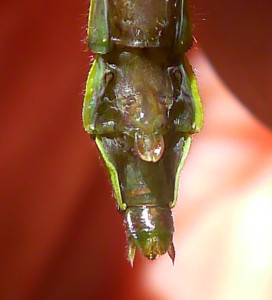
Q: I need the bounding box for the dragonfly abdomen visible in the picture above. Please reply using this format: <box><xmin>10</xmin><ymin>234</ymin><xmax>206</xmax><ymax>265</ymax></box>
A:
<box><xmin>83</xmin><ymin>0</ymin><xmax>203</xmax><ymax>265</ymax></box>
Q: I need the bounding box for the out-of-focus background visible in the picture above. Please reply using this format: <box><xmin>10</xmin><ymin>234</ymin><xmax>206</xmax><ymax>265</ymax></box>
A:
<box><xmin>0</xmin><ymin>0</ymin><xmax>272</xmax><ymax>299</ymax></box>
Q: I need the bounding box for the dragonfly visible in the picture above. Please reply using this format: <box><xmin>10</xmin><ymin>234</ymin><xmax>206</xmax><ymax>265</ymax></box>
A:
<box><xmin>82</xmin><ymin>0</ymin><xmax>203</xmax><ymax>266</ymax></box>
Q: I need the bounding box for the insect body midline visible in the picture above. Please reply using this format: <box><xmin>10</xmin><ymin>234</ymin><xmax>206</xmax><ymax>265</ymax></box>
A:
<box><xmin>83</xmin><ymin>0</ymin><xmax>203</xmax><ymax>264</ymax></box>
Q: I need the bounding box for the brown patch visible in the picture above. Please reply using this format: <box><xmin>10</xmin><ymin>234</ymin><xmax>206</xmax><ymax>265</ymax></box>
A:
<box><xmin>126</xmin><ymin>187</ymin><xmax>151</xmax><ymax>198</ymax></box>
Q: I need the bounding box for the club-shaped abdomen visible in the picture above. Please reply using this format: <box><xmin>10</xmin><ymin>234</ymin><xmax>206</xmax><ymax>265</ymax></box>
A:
<box><xmin>125</xmin><ymin>206</ymin><xmax>175</xmax><ymax>265</ymax></box>
<box><xmin>84</xmin><ymin>0</ymin><xmax>204</xmax><ymax>265</ymax></box>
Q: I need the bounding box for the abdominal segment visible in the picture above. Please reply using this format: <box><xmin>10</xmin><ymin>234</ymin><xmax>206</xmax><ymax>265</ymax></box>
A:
<box><xmin>98</xmin><ymin>131</ymin><xmax>187</xmax><ymax>208</ymax></box>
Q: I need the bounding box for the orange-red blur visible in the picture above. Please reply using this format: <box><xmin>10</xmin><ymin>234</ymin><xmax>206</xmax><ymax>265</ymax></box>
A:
<box><xmin>0</xmin><ymin>1</ymin><xmax>271</xmax><ymax>299</ymax></box>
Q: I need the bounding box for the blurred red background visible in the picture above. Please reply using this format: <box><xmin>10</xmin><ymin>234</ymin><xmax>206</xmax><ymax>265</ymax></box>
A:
<box><xmin>0</xmin><ymin>0</ymin><xmax>272</xmax><ymax>299</ymax></box>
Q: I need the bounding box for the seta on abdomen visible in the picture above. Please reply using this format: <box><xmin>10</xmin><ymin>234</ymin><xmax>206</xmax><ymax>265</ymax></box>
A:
<box><xmin>83</xmin><ymin>0</ymin><xmax>203</xmax><ymax>266</ymax></box>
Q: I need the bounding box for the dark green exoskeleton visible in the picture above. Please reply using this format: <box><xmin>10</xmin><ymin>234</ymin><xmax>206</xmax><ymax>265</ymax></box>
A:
<box><xmin>83</xmin><ymin>0</ymin><xmax>203</xmax><ymax>265</ymax></box>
